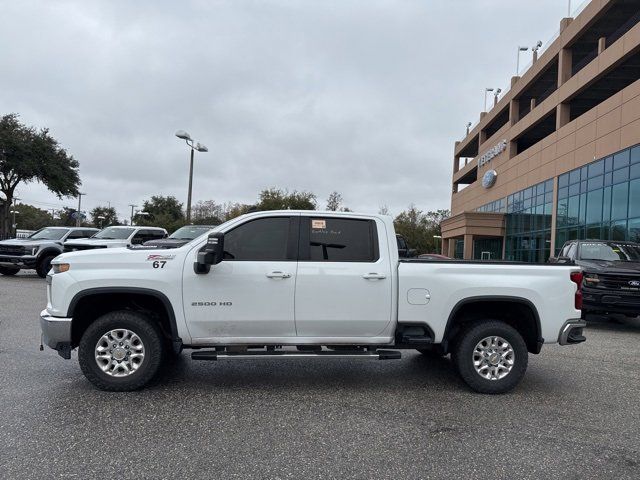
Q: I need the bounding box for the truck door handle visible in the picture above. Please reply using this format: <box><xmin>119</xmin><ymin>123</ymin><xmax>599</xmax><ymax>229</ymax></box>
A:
<box><xmin>266</xmin><ymin>271</ymin><xmax>291</xmax><ymax>279</ymax></box>
<box><xmin>362</xmin><ymin>273</ymin><xmax>386</xmax><ymax>280</ymax></box>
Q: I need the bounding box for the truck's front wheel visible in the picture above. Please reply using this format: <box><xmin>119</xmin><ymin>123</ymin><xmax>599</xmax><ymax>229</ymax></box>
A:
<box><xmin>78</xmin><ymin>311</ymin><xmax>165</xmax><ymax>391</ymax></box>
<box><xmin>452</xmin><ymin>321</ymin><xmax>528</xmax><ymax>394</ymax></box>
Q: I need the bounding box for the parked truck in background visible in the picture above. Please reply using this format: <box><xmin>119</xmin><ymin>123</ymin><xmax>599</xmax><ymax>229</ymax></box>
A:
<box><xmin>41</xmin><ymin>211</ymin><xmax>586</xmax><ymax>394</ymax></box>
<box><xmin>63</xmin><ymin>226</ymin><xmax>167</xmax><ymax>252</ymax></box>
<box><xmin>0</xmin><ymin>227</ymin><xmax>98</xmax><ymax>277</ymax></box>
<box><xmin>552</xmin><ymin>240</ymin><xmax>640</xmax><ymax>319</ymax></box>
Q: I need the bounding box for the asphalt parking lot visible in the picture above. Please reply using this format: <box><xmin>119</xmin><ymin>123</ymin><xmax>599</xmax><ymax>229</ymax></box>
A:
<box><xmin>1</xmin><ymin>272</ymin><xmax>640</xmax><ymax>479</ymax></box>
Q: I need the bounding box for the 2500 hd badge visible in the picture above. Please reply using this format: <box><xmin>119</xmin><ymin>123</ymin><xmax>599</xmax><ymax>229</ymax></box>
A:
<box><xmin>191</xmin><ymin>301</ymin><xmax>232</xmax><ymax>306</ymax></box>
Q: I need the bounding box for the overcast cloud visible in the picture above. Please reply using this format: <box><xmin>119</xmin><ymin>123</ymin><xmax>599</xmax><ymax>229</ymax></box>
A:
<box><xmin>0</xmin><ymin>0</ymin><xmax>573</xmax><ymax>220</ymax></box>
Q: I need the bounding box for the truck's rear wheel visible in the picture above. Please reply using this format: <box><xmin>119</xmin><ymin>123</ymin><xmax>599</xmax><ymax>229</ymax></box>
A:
<box><xmin>452</xmin><ymin>321</ymin><xmax>528</xmax><ymax>394</ymax></box>
<box><xmin>0</xmin><ymin>266</ymin><xmax>19</xmax><ymax>276</ymax></box>
<box><xmin>78</xmin><ymin>311</ymin><xmax>165</xmax><ymax>391</ymax></box>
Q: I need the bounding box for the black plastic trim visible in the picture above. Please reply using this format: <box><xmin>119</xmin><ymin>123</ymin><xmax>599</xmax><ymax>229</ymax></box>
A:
<box><xmin>67</xmin><ymin>287</ymin><xmax>181</xmax><ymax>342</ymax></box>
<box><xmin>443</xmin><ymin>295</ymin><xmax>543</xmax><ymax>353</ymax></box>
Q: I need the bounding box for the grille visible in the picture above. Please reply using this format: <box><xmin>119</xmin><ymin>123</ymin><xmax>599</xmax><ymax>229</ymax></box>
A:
<box><xmin>0</xmin><ymin>245</ymin><xmax>25</xmax><ymax>256</ymax></box>
<box><xmin>597</xmin><ymin>274</ymin><xmax>640</xmax><ymax>292</ymax></box>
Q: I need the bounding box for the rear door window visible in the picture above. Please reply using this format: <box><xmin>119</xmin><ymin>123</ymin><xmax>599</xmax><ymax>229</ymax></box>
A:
<box><xmin>301</xmin><ymin>217</ymin><xmax>379</xmax><ymax>262</ymax></box>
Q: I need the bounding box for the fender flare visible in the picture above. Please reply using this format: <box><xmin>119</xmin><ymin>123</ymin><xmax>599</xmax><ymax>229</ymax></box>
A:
<box><xmin>67</xmin><ymin>287</ymin><xmax>181</xmax><ymax>342</ymax></box>
<box><xmin>442</xmin><ymin>295</ymin><xmax>543</xmax><ymax>353</ymax></box>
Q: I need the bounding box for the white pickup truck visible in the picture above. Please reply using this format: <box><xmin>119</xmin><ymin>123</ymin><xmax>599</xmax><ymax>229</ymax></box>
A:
<box><xmin>40</xmin><ymin>210</ymin><xmax>586</xmax><ymax>394</ymax></box>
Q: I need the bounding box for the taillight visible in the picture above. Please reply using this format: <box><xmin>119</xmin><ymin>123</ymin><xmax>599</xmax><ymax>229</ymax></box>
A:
<box><xmin>570</xmin><ymin>271</ymin><xmax>583</xmax><ymax>310</ymax></box>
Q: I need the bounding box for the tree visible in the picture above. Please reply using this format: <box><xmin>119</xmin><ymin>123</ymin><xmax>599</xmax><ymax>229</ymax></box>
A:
<box><xmin>0</xmin><ymin>114</ymin><xmax>81</xmax><ymax>237</ymax></box>
<box><xmin>192</xmin><ymin>200</ymin><xmax>224</xmax><ymax>225</ymax></box>
<box><xmin>137</xmin><ymin>195</ymin><xmax>185</xmax><ymax>232</ymax></box>
<box><xmin>257</xmin><ymin>188</ymin><xmax>316</xmax><ymax>211</ymax></box>
<box><xmin>55</xmin><ymin>207</ymin><xmax>79</xmax><ymax>227</ymax></box>
<box><xmin>222</xmin><ymin>202</ymin><xmax>253</xmax><ymax>221</ymax></box>
<box><xmin>90</xmin><ymin>206</ymin><xmax>119</xmax><ymax>228</ymax></box>
<box><xmin>12</xmin><ymin>203</ymin><xmax>53</xmax><ymax>231</ymax></box>
<box><xmin>326</xmin><ymin>191</ymin><xmax>343</xmax><ymax>211</ymax></box>
<box><xmin>393</xmin><ymin>206</ymin><xmax>451</xmax><ymax>254</ymax></box>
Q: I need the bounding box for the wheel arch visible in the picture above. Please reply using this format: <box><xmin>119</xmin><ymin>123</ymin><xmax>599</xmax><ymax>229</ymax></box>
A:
<box><xmin>68</xmin><ymin>287</ymin><xmax>182</xmax><ymax>351</ymax></box>
<box><xmin>442</xmin><ymin>296</ymin><xmax>543</xmax><ymax>355</ymax></box>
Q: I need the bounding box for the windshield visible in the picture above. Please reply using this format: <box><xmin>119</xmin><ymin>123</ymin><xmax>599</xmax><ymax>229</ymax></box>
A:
<box><xmin>28</xmin><ymin>228</ymin><xmax>68</xmax><ymax>241</ymax></box>
<box><xmin>168</xmin><ymin>226</ymin><xmax>213</xmax><ymax>240</ymax></box>
<box><xmin>580</xmin><ymin>242</ymin><xmax>640</xmax><ymax>262</ymax></box>
<box><xmin>92</xmin><ymin>227</ymin><xmax>135</xmax><ymax>240</ymax></box>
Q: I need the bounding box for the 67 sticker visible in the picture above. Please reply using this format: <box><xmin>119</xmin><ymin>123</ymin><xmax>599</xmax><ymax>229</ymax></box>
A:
<box><xmin>147</xmin><ymin>254</ymin><xmax>175</xmax><ymax>269</ymax></box>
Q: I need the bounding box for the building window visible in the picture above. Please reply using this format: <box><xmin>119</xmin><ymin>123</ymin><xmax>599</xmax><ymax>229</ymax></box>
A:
<box><xmin>555</xmin><ymin>143</ymin><xmax>640</xmax><ymax>254</ymax></box>
<box><xmin>505</xmin><ymin>179</ymin><xmax>554</xmax><ymax>262</ymax></box>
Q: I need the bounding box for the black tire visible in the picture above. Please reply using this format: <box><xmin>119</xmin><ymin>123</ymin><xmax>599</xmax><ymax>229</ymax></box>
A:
<box><xmin>452</xmin><ymin>320</ymin><xmax>528</xmax><ymax>394</ymax></box>
<box><xmin>0</xmin><ymin>266</ymin><xmax>20</xmax><ymax>276</ymax></box>
<box><xmin>416</xmin><ymin>345</ymin><xmax>446</xmax><ymax>358</ymax></box>
<box><xmin>36</xmin><ymin>254</ymin><xmax>56</xmax><ymax>278</ymax></box>
<box><xmin>78</xmin><ymin>311</ymin><xmax>165</xmax><ymax>391</ymax></box>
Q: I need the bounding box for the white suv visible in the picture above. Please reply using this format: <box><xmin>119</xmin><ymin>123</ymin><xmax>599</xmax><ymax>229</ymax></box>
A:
<box><xmin>64</xmin><ymin>226</ymin><xmax>167</xmax><ymax>252</ymax></box>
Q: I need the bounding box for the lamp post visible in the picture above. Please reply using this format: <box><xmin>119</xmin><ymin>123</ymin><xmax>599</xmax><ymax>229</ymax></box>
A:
<box><xmin>76</xmin><ymin>192</ymin><xmax>86</xmax><ymax>227</ymax></box>
<box><xmin>97</xmin><ymin>215</ymin><xmax>106</xmax><ymax>229</ymax></box>
<box><xmin>10</xmin><ymin>209</ymin><xmax>19</xmax><ymax>236</ymax></box>
<box><xmin>484</xmin><ymin>88</ymin><xmax>494</xmax><ymax>111</ymax></box>
<box><xmin>516</xmin><ymin>46</ymin><xmax>529</xmax><ymax>76</ymax></box>
<box><xmin>493</xmin><ymin>88</ymin><xmax>502</xmax><ymax>107</ymax></box>
<box><xmin>175</xmin><ymin>130</ymin><xmax>208</xmax><ymax>223</ymax></box>
<box><xmin>433</xmin><ymin>235</ymin><xmax>442</xmax><ymax>254</ymax></box>
<box><xmin>133</xmin><ymin>211</ymin><xmax>149</xmax><ymax>226</ymax></box>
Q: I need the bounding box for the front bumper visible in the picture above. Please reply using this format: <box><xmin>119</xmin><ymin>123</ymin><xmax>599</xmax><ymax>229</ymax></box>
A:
<box><xmin>0</xmin><ymin>254</ymin><xmax>37</xmax><ymax>268</ymax></box>
<box><xmin>558</xmin><ymin>319</ymin><xmax>587</xmax><ymax>345</ymax></box>
<box><xmin>40</xmin><ymin>309</ymin><xmax>72</xmax><ymax>359</ymax></box>
<box><xmin>582</xmin><ymin>288</ymin><xmax>640</xmax><ymax>316</ymax></box>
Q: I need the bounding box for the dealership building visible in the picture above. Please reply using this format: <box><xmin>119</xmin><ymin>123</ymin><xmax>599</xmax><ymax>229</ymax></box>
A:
<box><xmin>441</xmin><ymin>0</ymin><xmax>640</xmax><ymax>261</ymax></box>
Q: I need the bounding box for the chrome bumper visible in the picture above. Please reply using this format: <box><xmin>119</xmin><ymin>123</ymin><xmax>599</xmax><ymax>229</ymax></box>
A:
<box><xmin>558</xmin><ymin>319</ymin><xmax>587</xmax><ymax>345</ymax></box>
<box><xmin>40</xmin><ymin>309</ymin><xmax>72</xmax><ymax>358</ymax></box>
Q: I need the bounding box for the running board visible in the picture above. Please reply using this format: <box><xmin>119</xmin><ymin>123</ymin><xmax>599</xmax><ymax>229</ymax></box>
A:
<box><xmin>191</xmin><ymin>349</ymin><xmax>401</xmax><ymax>361</ymax></box>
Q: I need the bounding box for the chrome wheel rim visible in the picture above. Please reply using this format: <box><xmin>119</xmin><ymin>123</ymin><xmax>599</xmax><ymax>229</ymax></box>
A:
<box><xmin>95</xmin><ymin>329</ymin><xmax>145</xmax><ymax>377</ymax></box>
<box><xmin>473</xmin><ymin>336</ymin><xmax>514</xmax><ymax>381</ymax></box>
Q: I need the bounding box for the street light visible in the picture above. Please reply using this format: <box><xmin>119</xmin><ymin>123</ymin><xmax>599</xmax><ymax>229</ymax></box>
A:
<box><xmin>133</xmin><ymin>211</ymin><xmax>150</xmax><ymax>226</ymax></box>
<box><xmin>466</xmin><ymin>121</ymin><xmax>472</xmax><ymax>135</ymax></box>
<box><xmin>484</xmin><ymin>88</ymin><xmax>494</xmax><ymax>111</ymax></box>
<box><xmin>175</xmin><ymin>130</ymin><xmax>208</xmax><ymax>223</ymax></box>
<box><xmin>76</xmin><ymin>192</ymin><xmax>87</xmax><ymax>227</ymax></box>
<box><xmin>97</xmin><ymin>215</ymin><xmax>106</xmax><ymax>228</ymax></box>
<box><xmin>516</xmin><ymin>46</ymin><xmax>529</xmax><ymax>76</ymax></box>
<box><xmin>493</xmin><ymin>88</ymin><xmax>502</xmax><ymax>107</ymax></box>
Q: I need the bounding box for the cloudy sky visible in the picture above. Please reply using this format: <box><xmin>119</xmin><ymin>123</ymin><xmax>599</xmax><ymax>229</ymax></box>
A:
<box><xmin>0</xmin><ymin>0</ymin><xmax>577</xmax><ymax>221</ymax></box>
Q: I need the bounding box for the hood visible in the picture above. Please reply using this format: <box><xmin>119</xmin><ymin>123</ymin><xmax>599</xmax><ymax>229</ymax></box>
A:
<box><xmin>143</xmin><ymin>238</ymin><xmax>190</xmax><ymax>248</ymax></box>
<box><xmin>65</xmin><ymin>238</ymin><xmax>129</xmax><ymax>247</ymax></box>
<box><xmin>0</xmin><ymin>238</ymin><xmax>60</xmax><ymax>246</ymax></box>
<box><xmin>577</xmin><ymin>259</ymin><xmax>640</xmax><ymax>275</ymax></box>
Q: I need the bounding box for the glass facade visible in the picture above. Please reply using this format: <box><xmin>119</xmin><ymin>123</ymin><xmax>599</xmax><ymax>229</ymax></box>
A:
<box><xmin>556</xmin><ymin>144</ymin><xmax>640</xmax><ymax>253</ymax></box>
<box><xmin>505</xmin><ymin>179</ymin><xmax>554</xmax><ymax>262</ymax></box>
<box><xmin>477</xmin><ymin>198</ymin><xmax>506</xmax><ymax>213</ymax></box>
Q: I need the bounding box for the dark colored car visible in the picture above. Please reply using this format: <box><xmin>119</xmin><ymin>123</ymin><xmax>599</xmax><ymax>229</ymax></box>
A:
<box><xmin>143</xmin><ymin>225</ymin><xmax>216</xmax><ymax>249</ymax></box>
<box><xmin>417</xmin><ymin>253</ymin><xmax>451</xmax><ymax>260</ymax></box>
<box><xmin>552</xmin><ymin>240</ymin><xmax>640</xmax><ymax>318</ymax></box>
<box><xmin>396</xmin><ymin>234</ymin><xmax>417</xmax><ymax>258</ymax></box>
<box><xmin>0</xmin><ymin>227</ymin><xmax>99</xmax><ymax>277</ymax></box>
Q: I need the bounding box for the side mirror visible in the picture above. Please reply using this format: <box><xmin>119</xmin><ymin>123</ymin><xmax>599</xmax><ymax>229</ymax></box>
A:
<box><xmin>194</xmin><ymin>232</ymin><xmax>224</xmax><ymax>274</ymax></box>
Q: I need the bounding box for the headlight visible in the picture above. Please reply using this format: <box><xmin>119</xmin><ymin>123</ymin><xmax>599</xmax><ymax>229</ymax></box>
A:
<box><xmin>583</xmin><ymin>273</ymin><xmax>599</xmax><ymax>286</ymax></box>
<box><xmin>52</xmin><ymin>263</ymin><xmax>70</xmax><ymax>274</ymax></box>
<box><xmin>24</xmin><ymin>246</ymin><xmax>38</xmax><ymax>255</ymax></box>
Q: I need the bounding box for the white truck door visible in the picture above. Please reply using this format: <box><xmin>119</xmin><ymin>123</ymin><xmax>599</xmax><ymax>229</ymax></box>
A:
<box><xmin>294</xmin><ymin>216</ymin><xmax>393</xmax><ymax>337</ymax></box>
<box><xmin>183</xmin><ymin>215</ymin><xmax>299</xmax><ymax>340</ymax></box>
